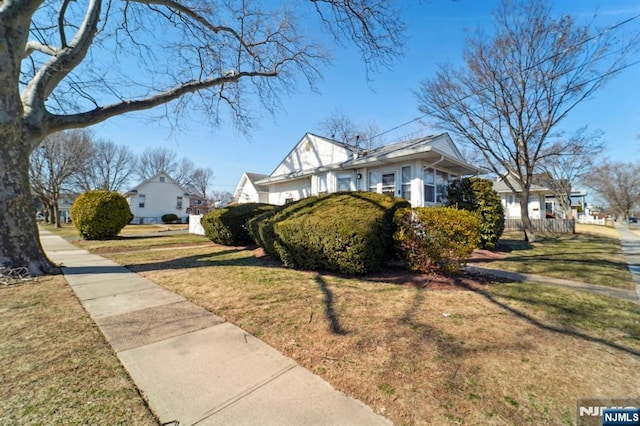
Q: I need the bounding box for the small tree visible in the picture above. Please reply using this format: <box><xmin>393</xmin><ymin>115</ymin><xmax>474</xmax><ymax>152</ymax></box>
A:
<box><xmin>447</xmin><ymin>178</ymin><xmax>505</xmax><ymax>249</ymax></box>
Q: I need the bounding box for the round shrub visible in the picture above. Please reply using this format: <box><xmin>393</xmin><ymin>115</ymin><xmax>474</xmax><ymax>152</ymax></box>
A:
<box><xmin>201</xmin><ymin>203</ymin><xmax>276</xmax><ymax>245</ymax></box>
<box><xmin>446</xmin><ymin>177</ymin><xmax>505</xmax><ymax>249</ymax></box>
<box><xmin>253</xmin><ymin>192</ymin><xmax>410</xmax><ymax>275</ymax></box>
<box><xmin>70</xmin><ymin>191</ymin><xmax>132</xmax><ymax>240</ymax></box>
<box><xmin>162</xmin><ymin>213</ymin><xmax>179</xmax><ymax>224</ymax></box>
<box><xmin>393</xmin><ymin>206</ymin><xmax>480</xmax><ymax>274</ymax></box>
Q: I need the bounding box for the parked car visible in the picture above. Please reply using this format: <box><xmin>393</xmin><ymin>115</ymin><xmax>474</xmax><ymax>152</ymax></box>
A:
<box><xmin>629</xmin><ymin>217</ymin><xmax>637</xmax><ymax>223</ymax></box>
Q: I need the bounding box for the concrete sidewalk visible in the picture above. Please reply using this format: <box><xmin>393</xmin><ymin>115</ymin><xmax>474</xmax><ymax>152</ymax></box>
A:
<box><xmin>613</xmin><ymin>223</ymin><xmax>640</xmax><ymax>303</ymax></box>
<box><xmin>40</xmin><ymin>229</ymin><xmax>390</xmax><ymax>426</ymax></box>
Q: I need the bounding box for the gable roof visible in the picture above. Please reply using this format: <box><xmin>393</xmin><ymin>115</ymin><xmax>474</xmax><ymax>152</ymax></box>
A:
<box><xmin>269</xmin><ymin>132</ymin><xmax>358</xmax><ymax>177</ymax></box>
<box><xmin>493</xmin><ymin>172</ymin><xmax>553</xmax><ymax>193</ymax></box>
<box><xmin>124</xmin><ymin>172</ymin><xmax>189</xmax><ymax>196</ymax></box>
<box><xmin>342</xmin><ymin>133</ymin><xmax>480</xmax><ymax>175</ymax></box>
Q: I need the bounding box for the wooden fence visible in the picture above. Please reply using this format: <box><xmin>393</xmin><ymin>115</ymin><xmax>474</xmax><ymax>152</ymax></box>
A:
<box><xmin>504</xmin><ymin>218</ymin><xmax>575</xmax><ymax>233</ymax></box>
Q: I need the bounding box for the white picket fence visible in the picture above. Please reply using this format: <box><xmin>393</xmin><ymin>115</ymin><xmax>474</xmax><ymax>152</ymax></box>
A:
<box><xmin>577</xmin><ymin>215</ymin><xmax>606</xmax><ymax>225</ymax></box>
<box><xmin>189</xmin><ymin>214</ymin><xmax>205</xmax><ymax>235</ymax></box>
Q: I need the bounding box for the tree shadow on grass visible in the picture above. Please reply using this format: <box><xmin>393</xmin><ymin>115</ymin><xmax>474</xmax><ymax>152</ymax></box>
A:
<box><xmin>314</xmin><ymin>275</ymin><xmax>348</xmax><ymax>335</ymax></box>
<box><xmin>451</xmin><ymin>275</ymin><xmax>640</xmax><ymax>358</ymax></box>
<box><xmin>121</xmin><ymin>248</ymin><xmax>280</xmax><ymax>272</ymax></box>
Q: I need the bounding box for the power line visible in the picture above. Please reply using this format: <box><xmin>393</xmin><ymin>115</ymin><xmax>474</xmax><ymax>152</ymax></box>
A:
<box><xmin>371</xmin><ymin>12</ymin><xmax>640</xmax><ymax>142</ymax></box>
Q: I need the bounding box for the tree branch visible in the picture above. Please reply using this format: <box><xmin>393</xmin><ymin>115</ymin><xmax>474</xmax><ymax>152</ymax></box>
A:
<box><xmin>46</xmin><ymin>70</ymin><xmax>277</xmax><ymax>132</ymax></box>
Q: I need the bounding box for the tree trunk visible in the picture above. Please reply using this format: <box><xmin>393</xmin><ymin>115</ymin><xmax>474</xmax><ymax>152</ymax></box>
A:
<box><xmin>53</xmin><ymin>202</ymin><xmax>61</xmax><ymax>228</ymax></box>
<box><xmin>0</xmin><ymin>136</ymin><xmax>54</xmax><ymax>275</ymax></box>
<box><xmin>520</xmin><ymin>190</ymin><xmax>536</xmax><ymax>243</ymax></box>
<box><xmin>0</xmin><ymin>20</ymin><xmax>54</xmax><ymax>275</ymax></box>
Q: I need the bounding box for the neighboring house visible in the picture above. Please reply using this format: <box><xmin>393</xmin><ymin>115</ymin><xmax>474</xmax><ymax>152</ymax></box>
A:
<box><xmin>239</xmin><ymin>132</ymin><xmax>480</xmax><ymax>207</ymax></box>
<box><xmin>233</xmin><ymin>172</ymin><xmax>269</xmax><ymax>204</ymax></box>
<box><xmin>58</xmin><ymin>192</ymin><xmax>78</xmax><ymax>223</ymax></box>
<box><xmin>187</xmin><ymin>195</ymin><xmax>214</xmax><ymax>215</ymax></box>
<box><xmin>494</xmin><ymin>173</ymin><xmax>590</xmax><ymax>220</ymax></box>
<box><xmin>124</xmin><ymin>172</ymin><xmax>191</xmax><ymax>224</ymax></box>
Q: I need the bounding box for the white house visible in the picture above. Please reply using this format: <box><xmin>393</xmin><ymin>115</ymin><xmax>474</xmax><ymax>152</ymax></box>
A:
<box><xmin>233</xmin><ymin>172</ymin><xmax>269</xmax><ymax>204</ymax></box>
<box><xmin>124</xmin><ymin>172</ymin><xmax>191</xmax><ymax>224</ymax></box>
<box><xmin>239</xmin><ymin>132</ymin><xmax>480</xmax><ymax>207</ymax></box>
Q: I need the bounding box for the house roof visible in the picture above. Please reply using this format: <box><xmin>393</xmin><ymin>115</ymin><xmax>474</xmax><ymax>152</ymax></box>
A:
<box><xmin>493</xmin><ymin>172</ymin><xmax>552</xmax><ymax>193</ymax></box>
<box><xmin>233</xmin><ymin>172</ymin><xmax>270</xmax><ymax>201</ymax></box>
<box><xmin>245</xmin><ymin>172</ymin><xmax>269</xmax><ymax>192</ymax></box>
<box><xmin>124</xmin><ymin>172</ymin><xmax>190</xmax><ymax>197</ymax></box>
<box><xmin>342</xmin><ymin>133</ymin><xmax>478</xmax><ymax>174</ymax></box>
<box><xmin>256</xmin><ymin>133</ymin><xmax>480</xmax><ymax>185</ymax></box>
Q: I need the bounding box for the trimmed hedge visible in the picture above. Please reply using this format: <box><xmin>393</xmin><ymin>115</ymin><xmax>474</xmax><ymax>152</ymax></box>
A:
<box><xmin>201</xmin><ymin>203</ymin><xmax>276</xmax><ymax>245</ymax></box>
<box><xmin>446</xmin><ymin>177</ymin><xmax>505</xmax><ymax>249</ymax></box>
<box><xmin>251</xmin><ymin>192</ymin><xmax>410</xmax><ymax>275</ymax></box>
<box><xmin>393</xmin><ymin>207</ymin><xmax>480</xmax><ymax>274</ymax></box>
<box><xmin>161</xmin><ymin>213</ymin><xmax>179</xmax><ymax>224</ymax></box>
<box><xmin>70</xmin><ymin>191</ymin><xmax>132</xmax><ymax>240</ymax></box>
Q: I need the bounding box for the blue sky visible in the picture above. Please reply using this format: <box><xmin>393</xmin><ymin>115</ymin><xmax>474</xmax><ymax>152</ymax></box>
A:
<box><xmin>93</xmin><ymin>0</ymin><xmax>640</xmax><ymax>194</ymax></box>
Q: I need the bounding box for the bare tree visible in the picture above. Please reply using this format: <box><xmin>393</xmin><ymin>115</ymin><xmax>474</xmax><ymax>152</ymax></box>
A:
<box><xmin>318</xmin><ymin>109</ymin><xmax>383</xmax><ymax>149</ymax></box>
<box><xmin>138</xmin><ymin>147</ymin><xmax>198</xmax><ymax>188</ymax></box>
<box><xmin>537</xmin><ymin>128</ymin><xmax>604</xmax><ymax>218</ymax></box>
<box><xmin>0</xmin><ymin>0</ymin><xmax>404</xmax><ymax>274</ymax></box>
<box><xmin>75</xmin><ymin>139</ymin><xmax>137</xmax><ymax>192</ymax></box>
<box><xmin>29</xmin><ymin>130</ymin><xmax>93</xmax><ymax>228</ymax></box>
<box><xmin>584</xmin><ymin>161</ymin><xmax>640</xmax><ymax>221</ymax></box>
<box><xmin>189</xmin><ymin>167</ymin><xmax>215</xmax><ymax>199</ymax></box>
<box><xmin>416</xmin><ymin>0</ymin><xmax>636</xmax><ymax>242</ymax></box>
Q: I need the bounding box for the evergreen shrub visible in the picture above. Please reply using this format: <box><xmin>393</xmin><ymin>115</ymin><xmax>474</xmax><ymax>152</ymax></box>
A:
<box><xmin>393</xmin><ymin>206</ymin><xmax>480</xmax><ymax>274</ymax></box>
<box><xmin>161</xmin><ymin>213</ymin><xmax>179</xmax><ymax>224</ymax></box>
<box><xmin>201</xmin><ymin>203</ymin><xmax>275</xmax><ymax>245</ymax></box>
<box><xmin>446</xmin><ymin>177</ymin><xmax>505</xmax><ymax>249</ymax></box>
<box><xmin>70</xmin><ymin>191</ymin><xmax>132</xmax><ymax>240</ymax></box>
<box><xmin>253</xmin><ymin>192</ymin><xmax>409</xmax><ymax>275</ymax></box>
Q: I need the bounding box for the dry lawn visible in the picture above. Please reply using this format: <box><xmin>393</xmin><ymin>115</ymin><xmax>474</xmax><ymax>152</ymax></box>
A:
<box><xmin>0</xmin><ymin>276</ymin><xmax>157</xmax><ymax>425</ymax></box>
<box><xmin>102</xmin><ymin>244</ymin><xmax>640</xmax><ymax>426</ymax></box>
<box><xmin>476</xmin><ymin>227</ymin><xmax>633</xmax><ymax>289</ymax></box>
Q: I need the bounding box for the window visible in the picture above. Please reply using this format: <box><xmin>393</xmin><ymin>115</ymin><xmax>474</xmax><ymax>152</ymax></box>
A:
<box><xmin>381</xmin><ymin>173</ymin><xmax>395</xmax><ymax>196</ymax></box>
<box><xmin>318</xmin><ymin>174</ymin><xmax>328</xmax><ymax>194</ymax></box>
<box><xmin>138</xmin><ymin>194</ymin><xmax>146</xmax><ymax>208</ymax></box>
<box><xmin>423</xmin><ymin>168</ymin><xmax>435</xmax><ymax>203</ymax></box>
<box><xmin>285</xmin><ymin>197</ymin><xmax>294</xmax><ymax>204</ymax></box>
<box><xmin>401</xmin><ymin>166</ymin><xmax>411</xmax><ymax>201</ymax></box>
<box><xmin>369</xmin><ymin>171</ymin><xmax>380</xmax><ymax>192</ymax></box>
<box><xmin>176</xmin><ymin>196</ymin><xmax>183</xmax><ymax>210</ymax></box>
<box><xmin>159</xmin><ymin>176</ymin><xmax>165</xmax><ymax>183</ymax></box>
<box><xmin>337</xmin><ymin>174</ymin><xmax>351</xmax><ymax>191</ymax></box>
<box><xmin>196</xmin><ymin>199</ymin><xmax>202</xmax><ymax>205</ymax></box>
<box><xmin>436</xmin><ymin>170</ymin><xmax>449</xmax><ymax>204</ymax></box>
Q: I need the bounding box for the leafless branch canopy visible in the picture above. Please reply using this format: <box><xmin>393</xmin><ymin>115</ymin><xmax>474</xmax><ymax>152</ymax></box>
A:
<box><xmin>416</xmin><ymin>0</ymin><xmax>635</xmax><ymax>193</ymax></box>
<box><xmin>8</xmin><ymin>0</ymin><xmax>405</xmax><ymax>146</ymax></box>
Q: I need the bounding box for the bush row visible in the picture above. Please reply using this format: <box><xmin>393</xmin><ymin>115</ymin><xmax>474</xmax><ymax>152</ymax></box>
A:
<box><xmin>249</xmin><ymin>192</ymin><xmax>410</xmax><ymax>275</ymax></box>
<box><xmin>200</xmin><ymin>203</ymin><xmax>275</xmax><ymax>245</ymax></box>
<box><xmin>203</xmin><ymin>183</ymin><xmax>503</xmax><ymax>275</ymax></box>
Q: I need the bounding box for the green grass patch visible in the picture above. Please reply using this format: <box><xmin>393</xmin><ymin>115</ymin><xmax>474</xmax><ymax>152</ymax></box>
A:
<box><xmin>492</xmin><ymin>231</ymin><xmax>633</xmax><ymax>289</ymax></box>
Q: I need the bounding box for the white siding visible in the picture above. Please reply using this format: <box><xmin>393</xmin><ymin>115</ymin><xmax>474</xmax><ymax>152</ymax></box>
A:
<box><xmin>236</xmin><ymin>180</ymin><xmax>260</xmax><ymax>204</ymax></box>
<box><xmin>271</xmin><ymin>134</ymin><xmax>353</xmax><ymax>177</ymax></box>
<box><xmin>268</xmin><ymin>178</ymin><xmax>311</xmax><ymax>205</ymax></box>
<box><xmin>127</xmin><ymin>173</ymin><xmax>190</xmax><ymax>223</ymax></box>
